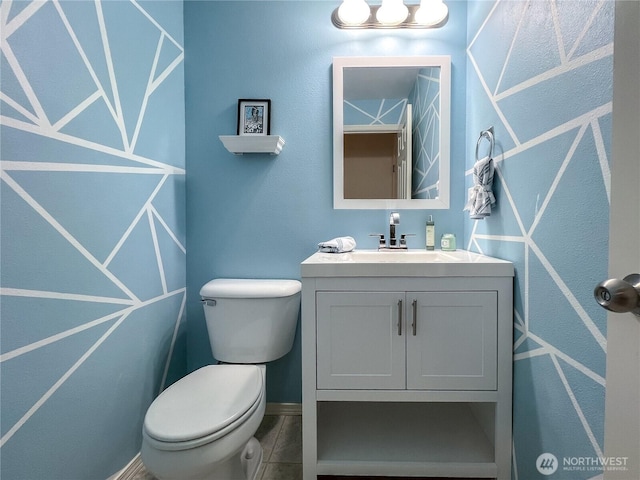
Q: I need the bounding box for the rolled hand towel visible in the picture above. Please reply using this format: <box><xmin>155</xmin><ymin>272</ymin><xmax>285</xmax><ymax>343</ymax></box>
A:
<box><xmin>318</xmin><ymin>236</ymin><xmax>356</xmax><ymax>253</ymax></box>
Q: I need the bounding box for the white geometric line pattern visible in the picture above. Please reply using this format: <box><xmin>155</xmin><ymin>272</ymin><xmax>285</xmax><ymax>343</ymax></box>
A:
<box><xmin>0</xmin><ymin>0</ymin><xmax>185</xmax><ymax>478</ymax></box>
<box><xmin>344</xmin><ymin>98</ymin><xmax>408</xmax><ymax>126</ymax></box>
<box><xmin>410</xmin><ymin>67</ymin><xmax>441</xmax><ymax>199</ymax></box>
<box><xmin>466</xmin><ymin>1</ymin><xmax>613</xmax><ymax>478</ymax></box>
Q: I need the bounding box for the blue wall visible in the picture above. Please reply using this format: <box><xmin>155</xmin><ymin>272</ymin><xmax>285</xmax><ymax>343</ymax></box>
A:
<box><xmin>0</xmin><ymin>1</ymin><xmax>186</xmax><ymax>478</ymax></box>
<box><xmin>185</xmin><ymin>2</ymin><xmax>613</xmax><ymax>478</ymax></box>
<box><xmin>465</xmin><ymin>1</ymin><xmax>613</xmax><ymax>479</ymax></box>
<box><xmin>0</xmin><ymin>0</ymin><xmax>615</xmax><ymax>478</ymax></box>
<box><xmin>184</xmin><ymin>0</ymin><xmax>468</xmax><ymax>402</ymax></box>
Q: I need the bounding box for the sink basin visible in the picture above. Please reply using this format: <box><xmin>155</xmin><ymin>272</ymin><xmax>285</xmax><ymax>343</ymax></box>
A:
<box><xmin>301</xmin><ymin>249</ymin><xmax>513</xmax><ymax>277</ymax></box>
<box><xmin>347</xmin><ymin>250</ymin><xmax>457</xmax><ymax>263</ymax></box>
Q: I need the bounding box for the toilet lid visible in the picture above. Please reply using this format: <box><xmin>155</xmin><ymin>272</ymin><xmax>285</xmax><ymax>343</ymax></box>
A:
<box><xmin>144</xmin><ymin>365</ymin><xmax>262</xmax><ymax>443</ymax></box>
<box><xmin>200</xmin><ymin>278</ymin><xmax>301</xmax><ymax>299</ymax></box>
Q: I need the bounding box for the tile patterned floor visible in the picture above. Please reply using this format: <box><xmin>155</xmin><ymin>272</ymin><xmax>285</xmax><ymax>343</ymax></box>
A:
<box><xmin>133</xmin><ymin>414</ymin><xmax>486</xmax><ymax>480</ymax></box>
<box><xmin>255</xmin><ymin>414</ymin><xmax>302</xmax><ymax>480</ymax></box>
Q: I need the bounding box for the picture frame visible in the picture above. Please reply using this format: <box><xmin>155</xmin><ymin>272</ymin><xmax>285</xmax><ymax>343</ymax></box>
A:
<box><xmin>237</xmin><ymin>99</ymin><xmax>271</xmax><ymax>136</ymax></box>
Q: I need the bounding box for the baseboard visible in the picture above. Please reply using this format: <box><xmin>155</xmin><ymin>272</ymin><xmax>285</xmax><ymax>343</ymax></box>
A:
<box><xmin>111</xmin><ymin>453</ymin><xmax>145</xmax><ymax>480</ymax></box>
<box><xmin>265</xmin><ymin>402</ymin><xmax>302</xmax><ymax>416</ymax></box>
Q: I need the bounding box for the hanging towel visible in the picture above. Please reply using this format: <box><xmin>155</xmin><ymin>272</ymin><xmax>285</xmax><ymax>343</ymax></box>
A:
<box><xmin>464</xmin><ymin>155</ymin><xmax>496</xmax><ymax>219</ymax></box>
<box><xmin>318</xmin><ymin>236</ymin><xmax>356</xmax><ymax>253</ymax></box>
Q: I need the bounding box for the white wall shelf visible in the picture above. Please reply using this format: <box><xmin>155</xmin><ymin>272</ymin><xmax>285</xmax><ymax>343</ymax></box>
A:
<box><xmin>219</xmin><ymin>135</ymin><xmax>285</xmax><ymax>155</ymax></box>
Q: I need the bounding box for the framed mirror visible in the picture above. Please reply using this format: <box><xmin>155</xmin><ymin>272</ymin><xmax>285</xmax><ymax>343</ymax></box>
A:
<box><xmin>333</xmin><ymin>56</ymin><xmax>451</xmax><ymax>209</ymax></box>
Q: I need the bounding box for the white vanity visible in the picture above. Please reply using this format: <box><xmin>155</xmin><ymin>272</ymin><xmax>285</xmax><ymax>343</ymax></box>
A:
<box><xmin>301</xmin><ymin>249</ymin><xmax>514</xmax><ymax>479</ymax></box>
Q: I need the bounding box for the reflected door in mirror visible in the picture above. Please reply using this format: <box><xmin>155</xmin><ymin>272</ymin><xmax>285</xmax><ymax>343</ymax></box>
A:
<box><xmin>344</xmin><ymin>132</ymin><xmax>397</xmax><ymax>199</ymax></box>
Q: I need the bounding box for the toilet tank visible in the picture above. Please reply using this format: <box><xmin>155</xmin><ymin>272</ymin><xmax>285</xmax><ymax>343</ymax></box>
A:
<box><xmin>200</xmin><ymin>279</ymin><xmax>302</xmax><ymax>363</ymax></box>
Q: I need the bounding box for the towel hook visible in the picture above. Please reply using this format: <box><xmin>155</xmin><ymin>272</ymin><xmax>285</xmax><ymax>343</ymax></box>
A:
<box><xmin>475</xmin><ymin>127</ymin><xmax>495</xmax><ymax>161</ymax></box>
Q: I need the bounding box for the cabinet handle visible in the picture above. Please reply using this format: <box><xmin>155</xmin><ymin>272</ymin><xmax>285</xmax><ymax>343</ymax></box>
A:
<box><xmin>397</xmin><ymin>299</ymin><xmax>403</xmax><ymax>335</ymax></box>
<box><xmin>411</xmin><ymin>299</ymin><xmax>417</xmax><ymax>335</ymax></box>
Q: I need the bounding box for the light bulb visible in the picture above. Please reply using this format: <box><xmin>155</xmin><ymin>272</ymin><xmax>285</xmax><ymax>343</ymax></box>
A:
<box><xmin>414</xmin><ymin>0</ymin><xmax>448</xmax><ymax>26</ymax></box>
<box><xmin>376</xmin><ymin>0</ymin><xmax>409</xmax><ymax>26</ymax></box>
<box><xmin>338</xmin><ymin>0</ymin><xmax>371</xmax><ymax>26</ymax></box>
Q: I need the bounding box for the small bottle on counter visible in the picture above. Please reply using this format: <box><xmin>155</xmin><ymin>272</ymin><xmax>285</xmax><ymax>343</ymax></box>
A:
<box><xmin>425</xmin><ymin>216</ymin><xmax>435</xmax><ymax>250</ymax></box>
<box><xmin>441</xmin><ymin>233</ymin><xmax>457</xmax><ymax>251</ymax></box>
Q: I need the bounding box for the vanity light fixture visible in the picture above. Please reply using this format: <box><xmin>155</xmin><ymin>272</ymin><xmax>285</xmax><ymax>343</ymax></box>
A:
<box><xmin>414</xmin><ymin>0</ymin><xmax>448</xmax><ymax>26</ymax></box>
<box><xmin>376</xmin><ymin>0</ymin><xmax>409</xmax><ymax>26</ymax></box>
<box><xmin>337</xmin><ymin>0</ymin><xmax>371</xmax><ymax>26</ymax></box>
<box><xmin>332</xmin><ymin>0</ymin><xmax>448</xmax><ymax>29</ymax></box>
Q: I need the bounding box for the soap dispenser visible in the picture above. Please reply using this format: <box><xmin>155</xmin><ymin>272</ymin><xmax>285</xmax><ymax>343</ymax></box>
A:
<box><xmin>425</xmin><ymin>216</ymin><xmax>435</xmax><ymax>250</ymax></box>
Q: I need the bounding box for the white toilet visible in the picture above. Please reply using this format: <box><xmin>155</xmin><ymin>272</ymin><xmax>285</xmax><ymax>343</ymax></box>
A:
<box><xmin>141</xmin><ymin>278</ymin><xmax>302</xmax><ymax>480</ymax></box>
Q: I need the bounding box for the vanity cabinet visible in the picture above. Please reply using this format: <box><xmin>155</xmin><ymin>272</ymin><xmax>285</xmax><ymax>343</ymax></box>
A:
<box><xmin>316</xmin><ymin>291</ymin><xmax>497</xmax><ymax>391</ymax></box>
<box><xmin>301</xmin><ymin>250</ymin><xmax>514</xmax><ymax>480</ymax></box>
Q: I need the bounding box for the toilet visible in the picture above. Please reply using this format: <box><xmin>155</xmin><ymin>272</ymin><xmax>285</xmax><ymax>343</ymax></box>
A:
<box><xmin>141</xmin><ymin>278</ymin><xmax>302</xmax><ymax>480</ymax></box>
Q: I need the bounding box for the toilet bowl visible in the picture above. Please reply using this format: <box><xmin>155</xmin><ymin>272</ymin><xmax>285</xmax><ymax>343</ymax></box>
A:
<box><xmin>141</xmin><ymin>278</ymin><xmax>301</xmax><ymax>480</ymax></box>
<box><xmin>142</xmin><ymin>364</ymin><xmax>266</xmax><ymax>480</ymax></box>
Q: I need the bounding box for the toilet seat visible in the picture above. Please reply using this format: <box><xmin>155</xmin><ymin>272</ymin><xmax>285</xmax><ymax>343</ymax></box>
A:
<box><xmin>143</xmin><ymin>365</ymin><xmax>263</xmax><ymax>451</ymax></box>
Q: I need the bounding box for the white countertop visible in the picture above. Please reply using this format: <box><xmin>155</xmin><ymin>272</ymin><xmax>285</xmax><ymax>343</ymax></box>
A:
<box><xmin>301</xmin><ymin>249</ymin><xmax>514</xmax><ymax>277</ymax></box>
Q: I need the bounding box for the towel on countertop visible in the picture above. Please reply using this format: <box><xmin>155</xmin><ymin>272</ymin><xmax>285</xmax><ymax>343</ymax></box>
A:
<box><xmin>318</xmin><ymin>236</ymin><xmax>356</xmax><ymax>253</ymax></box>
<box><xmin>464</xmin><ymin>155</ymin><xmax>496</xmax><ymax>219</ymax></box>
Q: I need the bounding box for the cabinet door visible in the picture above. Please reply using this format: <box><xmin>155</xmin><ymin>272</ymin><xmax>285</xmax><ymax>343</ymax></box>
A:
<box><xmin>316</xmin><ymin>292</ymin><xmax>406</xmax><ymax>389</ymax></box>
<box><xmin>406</xmin><ymin>292</ymin><xmax>497</xmax><ymax>390</ymax></box>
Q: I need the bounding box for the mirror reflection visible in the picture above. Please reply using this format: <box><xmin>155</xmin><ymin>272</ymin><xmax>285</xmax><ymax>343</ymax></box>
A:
<box><xmin>333</xmin><ymin>56</ymin><xmax>451</xmax><ymax>209</ymax></box>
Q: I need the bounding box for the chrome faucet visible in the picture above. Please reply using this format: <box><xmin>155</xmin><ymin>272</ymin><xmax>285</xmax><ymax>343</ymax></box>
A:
<box><xmin>369</xmin><ymin>212</ymin><xmax>414</xmax><ymax>250</ymax></box>
<box><xmin>389</xmin><ymin>212</ymin><xmax>400</xmax><ymax>247</ymax></box>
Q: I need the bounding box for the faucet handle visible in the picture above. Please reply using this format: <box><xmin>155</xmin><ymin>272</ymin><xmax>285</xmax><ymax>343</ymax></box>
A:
<box><xmin>369</xmin><ymin>233</ymin><xmax>386</xmax><ymax>249</ymax></box>
<box><xmin>400</xmin><ymin>233</ymin><xmax>415</xmax><ymax>247</ymax></box>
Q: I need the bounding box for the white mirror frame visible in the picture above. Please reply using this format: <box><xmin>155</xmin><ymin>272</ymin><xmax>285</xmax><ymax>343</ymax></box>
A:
<box><xmin>333</xmin><ymin>56</ymin><xmax>451</xmax><ymax>209</ymax></box>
